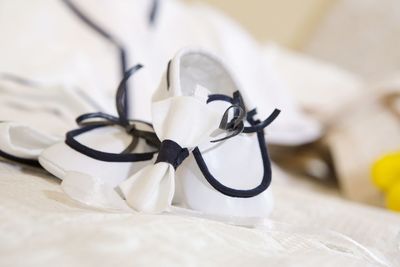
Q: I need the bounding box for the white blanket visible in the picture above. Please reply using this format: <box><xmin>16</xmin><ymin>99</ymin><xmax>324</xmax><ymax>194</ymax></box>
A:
<box><xmin>0</xmin><ymin>162</ymin><xmax>398</xmax><ymax>267</ymax></box>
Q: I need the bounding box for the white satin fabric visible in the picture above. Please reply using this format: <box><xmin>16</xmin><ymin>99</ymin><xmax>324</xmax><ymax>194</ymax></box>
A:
<box><xmin>61</xmin><ymin>171</ymin><xmax>132</xmax><ymax>211</ymax></box>
<box><xmin>119</xmin><ymin>96</ymin><xmax>221</xmax><ymax>212</ymax></box>
<box><xmin>0</xmin><ymin>122</ymin><xmax>59</xmax><ymax>159</ymax></box>
<box><xmin>0</xmin><ymin>75</ymin><xmax>94</xmax><ymax>160</ymax></box>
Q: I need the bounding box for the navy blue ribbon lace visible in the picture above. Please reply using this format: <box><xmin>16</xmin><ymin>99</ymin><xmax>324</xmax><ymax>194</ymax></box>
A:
<box><xmin>148</xmin><ymin>0</ymin><xmax>160</xmax><ymax>25</ymax></box>
<box><xmin>193</xmin><ymin>91</ymin><xmax>280</xmax><ymax>198</ymax></box>
<box><xmin>65</xmin><ymin>65</ymin><xmax>160</xmax><ymax>162</ymax></box>
<box><xmin>62</xmin><ymin>0</ymin><xmax>161</xmax><ymax>115</ymax></box>
<box><xmin>62</xmin><ymin>0</ymin><xmax>130</xmax><ymax>115</ymax></box>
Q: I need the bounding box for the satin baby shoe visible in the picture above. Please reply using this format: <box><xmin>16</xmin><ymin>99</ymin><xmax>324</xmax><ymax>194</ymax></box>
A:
<box><xmin>120</xmin><ymin>48</ymin><xmax>280</xmax><ymax>218</ymax></box>
<box><xmin>39</xmin><ymin>65</ymin><xmax>160</xmax><ymax>210</ymax></box>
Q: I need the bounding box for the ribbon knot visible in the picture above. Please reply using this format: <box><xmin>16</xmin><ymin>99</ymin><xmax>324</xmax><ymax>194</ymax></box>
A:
<box><xmin>155</xmin><ymin>140</ymin><xmax>189</xmax><ymax>169</ymax></box>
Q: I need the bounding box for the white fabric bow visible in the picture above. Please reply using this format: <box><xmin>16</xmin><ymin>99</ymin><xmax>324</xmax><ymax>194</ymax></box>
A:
<box><xmin>119</xmin><ymin>96</ymin><xmax>220</xmax><ymax>213</ymax></box>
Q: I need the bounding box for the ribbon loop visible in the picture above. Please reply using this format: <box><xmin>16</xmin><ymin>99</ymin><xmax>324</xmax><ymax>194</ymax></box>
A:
<box><xmin>76</xmin><ymin>112</ymin><xmax>120</xmax><ymax>126</ymax></box>
<box><xmin>70</xmin><ymin>64</ymin><xmax>160</xmax><ymax>151</ymax></box>
<box><xmin>243</xmin><ymin>108</ymin><xmax>281</xmax><ymax>133</ymax></box>
<box><xmin>64</xmin><ymin>64</ymin><xmax>160</xmax><ymax>164</ymax></box>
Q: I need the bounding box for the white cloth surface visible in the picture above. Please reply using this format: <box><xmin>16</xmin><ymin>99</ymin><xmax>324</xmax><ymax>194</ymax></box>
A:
<box><xmin>263</xmin><ymin>43</ymin><xmax>363</xmax><ymax>122</ymax></box>
<box><xmin>0</xmin><ymin>161</ymin><xmax>399</xmax><ymax>267</ymax></box>
<box><xmin>0</xmin><ymin>76</ymin><xmax>94</xmax><ymax>159</ymax></box>
<box><xmin>0</xmin><ymin>0</ymin><xmax>321</xmax><ymax>145</ymax></box>
<box><xmin>0</xmin><ymin>77</ymin><xmax>94</xmax><ymax>136</ymax></box>
<box><xmin>0</xmin><ymin>122</ymin><xmax>58</xmax><ymax>159</ymax></box>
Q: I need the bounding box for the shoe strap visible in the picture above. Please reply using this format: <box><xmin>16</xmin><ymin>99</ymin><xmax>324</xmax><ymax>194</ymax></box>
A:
<box><xmin>65</xmin><ymin>123</ymin><xmax>157</xmax><ymax>162</ymax></box>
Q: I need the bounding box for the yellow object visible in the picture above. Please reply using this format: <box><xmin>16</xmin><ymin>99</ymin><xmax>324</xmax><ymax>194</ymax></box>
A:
<box><xmin>372</xmin><ymin>152</ymin><xmax>400</xmax><ymax>191</ymax></box>
<box><xmin>386</xmin><ymin>183</ymin><xmax>400</xmax><ymax>211</ymax></box>
<box><xmin>372</xmin><ymin>152</ymin><xmax>400</xmax><ymax>211</ymax></box>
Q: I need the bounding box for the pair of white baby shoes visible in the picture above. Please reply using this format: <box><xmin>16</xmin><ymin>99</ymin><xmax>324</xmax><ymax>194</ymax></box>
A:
<box><xmin>2</xmin><ymin>48</ymin><xmax>280</xmax><ymax>219</ymax></box>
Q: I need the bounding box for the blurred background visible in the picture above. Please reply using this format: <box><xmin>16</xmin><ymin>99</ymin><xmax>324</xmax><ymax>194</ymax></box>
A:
<box><xmin>188</xmin><ymin>0</ymin><xmax>334</xmax><ymax>48</ymax></box>
<box><xmin>187</xmin><ymin>0</ymin><xmax>400</xmax><ymax>211</ymax></box>
<box><xmin>188</xmin><ymin>0</ymin><xmax>400</xmax><ymax>80</ymax></box>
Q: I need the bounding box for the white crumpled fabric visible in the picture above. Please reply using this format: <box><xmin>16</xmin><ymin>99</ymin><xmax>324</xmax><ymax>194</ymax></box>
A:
<box><xmin>0</xmin><ymin>122</ymin><xmax>59</xmax><ymax>159</ymax></box>
<box><xmin>61</xmin><ymin>171</ymin><xmax>132</xmax><ymax>211</ymax></box>
<box><xmin>0</xmin><ymin>0</ymin><xmax>321</xmax><ymax>145</ymax></box>
<box><xmin>0</xmin><ymin>75</ymin><xmax>94</xmax><ymax>160</ymax></box>
<box><xmin>0</xmin><ymin>164</ymin><xmax>397</xmax><ymax>267</ymax></box>
<box><xmin>119</xmin><ymin>96</ymin><xmax>220</xmax><ymax>212</ymax></box>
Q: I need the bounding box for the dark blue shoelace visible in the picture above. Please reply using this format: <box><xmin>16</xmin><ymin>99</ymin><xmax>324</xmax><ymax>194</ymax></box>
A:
<box><xmin>148</xmin><ymin>0</ymin><xmax>160</xmax><ymax>25</ymax></box>
<box><xmin>194</xmin><ymin>91</ymin><xmax>280</xmax><ymax>198</ymax></box>
<box><xmin>62</xmin><ymin>0</ymin><xmax>161</xmax><ymax>116</ymax></box>
<box><xmin>65</xmin><ymin>64</ymin><xmax>160</xmax><ymax>161</ymax></box>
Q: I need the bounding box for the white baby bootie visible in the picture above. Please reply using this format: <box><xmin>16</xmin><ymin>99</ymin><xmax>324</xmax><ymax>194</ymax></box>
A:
<box><xmin>120</xmin><ymin>48</ymin><xmax>280</xmax><ymax>217</ymax></box>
